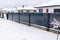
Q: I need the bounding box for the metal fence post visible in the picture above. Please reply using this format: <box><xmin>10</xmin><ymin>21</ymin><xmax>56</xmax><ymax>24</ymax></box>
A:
<box><xmin>6</xmin><ymin>13</ymin><xmax>8</xmax><ymax>20</ymax></box>
<box><xmin>19</xmin><ymin>13</ymin><xmax>20</xmax><ymax>23</ymax></box>
<box><xmin>29</xmin><ymin>13</ymin><xmax>30</xmax><ymax>26</ymax></box>
<box><xmin>57</xmin><ymin>27</ymin><xmax>59</xmax><ymax>40</ymax></box>
<box><xmin>12</xmin><ymin>13</ymin><xmax>13</xmax><ymax>21</ymax></box>
<box><xmin>47</xmin><ymin>13</ymin><xmax>50</xmax><ymax>31</ymax></box>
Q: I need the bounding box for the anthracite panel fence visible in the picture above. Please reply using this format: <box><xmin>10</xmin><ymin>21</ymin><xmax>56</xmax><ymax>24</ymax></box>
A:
<box><xmin>6</xmin><ymin>13</ymin><xmax>60</xmax><ymax>31</ymax></box>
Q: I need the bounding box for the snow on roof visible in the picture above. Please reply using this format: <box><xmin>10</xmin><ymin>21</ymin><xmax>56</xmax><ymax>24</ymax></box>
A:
<box><xmin>1</xmin><ymin>7</ymin><xmax>36</xmax><ymax>13</ymax></box>
<box><xmin>17</xmin><ymin>7</ymin><xmax>36</xmax><ymax>10</ymax></box>
<box><xmin>1</xmin><ymin>7</ymin><xmax>36</xmax><ymax>11</ymax></box>
<box><xmin>1</xmin><ymin>8</ymin><xmax>16</xmax><ymax>11</ymax></box>
<box><xmin>36</xmin><ymin>0</ymin><xmax>60</xmax><ymax>7</ymax></box>
<box><xmin>1</xmin><ymin>8</ymin><xmax>18</xmax><ymax>13</ymax></box>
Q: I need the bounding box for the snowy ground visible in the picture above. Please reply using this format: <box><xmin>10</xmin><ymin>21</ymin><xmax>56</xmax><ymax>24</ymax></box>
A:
<box><xmin>0</xmin><ymin>18</ymin><xmax>60</xmax><ymax>40</ymax></box>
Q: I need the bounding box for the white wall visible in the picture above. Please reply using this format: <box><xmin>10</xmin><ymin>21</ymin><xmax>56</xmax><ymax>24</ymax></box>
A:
<box><xmin>36</xmin><ymin>6</ymin><xmax>60</xmax><ymax>13</ymax></box>
<box><xmin>48</xmin><ymin>7</ymin><xmax>54</xmax><ymax>13</ymax></box>
<box><xmin>43</xmin><ymin>8</ymin><xmax>46</xmax><ymax>13</ymax></box>
<box><xmin>39</xmin><ymin>7</ymin><xmax>54</xmax><ymax>13</ymax></box>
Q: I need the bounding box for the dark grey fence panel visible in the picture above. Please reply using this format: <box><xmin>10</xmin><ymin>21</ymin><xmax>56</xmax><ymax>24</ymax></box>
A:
<box><xmin>49</xmin><ymin>13</ymin><xmax>60</xmax><ymax>29</ymax></box>
<box><xmin>30</xmin><ymin>13</ymin><xmax>48</xmax><ymax>27</ymax></box>
<box><xmin>13</xmin><ymin>13</ymin><xmax>19</xmax><ymax>22</ymax></box>
<box><xmin>20</xmin><ymin>13</ymin><xmax>29</xmax><ymax>24</ymax></box>
<box><xmin>6</xmin><ymin>12</ymin><xmax>60</xmax><ymax>31</ymax></box>
<box><xmin>7</xmin><ymin>13</ymin><xmax>60</xmax><ymax>30</ymax></box>
<box><xmin>8</xmin><ymin>13</ymin><xmax>13</xmax><ymax>21</ymax></box>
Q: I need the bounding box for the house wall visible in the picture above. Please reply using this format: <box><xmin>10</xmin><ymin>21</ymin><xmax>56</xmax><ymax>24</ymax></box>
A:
<box><xmin>48</xmin><ymin>6</ymin><xmax>60</xmax><ymax>13</ymax></box>
<box><xmin>36</xmin><ymin>6</ymin><xmax>60</xmax><ymax>13</ymax></box>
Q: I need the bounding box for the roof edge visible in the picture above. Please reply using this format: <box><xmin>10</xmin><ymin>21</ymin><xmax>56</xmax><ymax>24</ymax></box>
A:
<box><xmin>34</xmin><ymin>5</ymin><xmax>60</xmax><ymax>8</ymax></box>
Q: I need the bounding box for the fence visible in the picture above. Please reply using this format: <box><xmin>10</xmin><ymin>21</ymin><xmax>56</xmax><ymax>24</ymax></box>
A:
<box><xmin>6</xmin><ymin>13</ymin><xmax>60</xmax><ymax>31</ymax></box>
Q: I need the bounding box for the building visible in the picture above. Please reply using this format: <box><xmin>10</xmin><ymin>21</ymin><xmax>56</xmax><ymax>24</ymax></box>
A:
<box><xmin>35</xmin><ymin>0</ymin><xmax>60</xmax><ymax>13</ymax></box>
<box><xmin>17</xmin><ymin>7</ymin><xmax>37</xmax><ymax>13</ymax></box>
<box><xmin>1</xmin><ymin>8</ymin><xmax>18</xmax><ymax>13</ymax></box>
<box><xmin>1</xmin><ymin>7</ymin><xmax>37</xmax><ymax>13</ymax></box>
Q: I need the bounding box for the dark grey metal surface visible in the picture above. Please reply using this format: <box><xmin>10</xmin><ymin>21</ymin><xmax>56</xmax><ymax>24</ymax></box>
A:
<box><xmin>20</xmin><ymin>13</ymin><xmax>29</xmax><ymax>23</ymax></box>
<box><xmin>7</xmin><ymin>13</ymin><xmax>60</xmax><ymax>30</ymax></box>
<box><xmin>30</xmin><ymin>13</ymin><xmax>48</xmax><ymax>27</ymax></box>
<box><xmin>8</xmin><ymin>13</ymin><xmax>13</xmax><ymax>21</ymax></box>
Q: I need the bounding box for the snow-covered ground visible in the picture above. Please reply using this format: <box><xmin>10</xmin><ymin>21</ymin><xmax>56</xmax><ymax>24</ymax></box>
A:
<box><xmin>0</xmin><ymin>18</ymin><xmax>60</xmax><ymax>40</ymax></box>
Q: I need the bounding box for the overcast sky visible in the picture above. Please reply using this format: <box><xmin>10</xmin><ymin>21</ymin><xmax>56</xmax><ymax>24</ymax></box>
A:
<box><xmin>0</xmin><ymin>0</ymin><xmax>51</xmax><ymax>8</ymax></box>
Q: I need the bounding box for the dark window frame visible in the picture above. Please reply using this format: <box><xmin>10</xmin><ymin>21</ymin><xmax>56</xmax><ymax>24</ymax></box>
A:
<box><xmin>39</xmin><ymin>9</ymin><xmax>43</xmax><ymax>13</ymax></box>
<box><xmin>54</xmin><ymin>9</ymin><xmax>60</xmax><ymax>13</ymax></box>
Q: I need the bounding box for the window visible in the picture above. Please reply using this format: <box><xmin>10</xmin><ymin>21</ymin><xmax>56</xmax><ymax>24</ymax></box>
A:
<box><xmin>18</xmin><ymin>10</ymin><xmax>20</xmax><ymax>13</ymax></box>
<box><xmin>21</xmin><ymin>10</ymin><xmax>23</xmax><ymax>13</ymax></box>
<box><xmin>27</xmin><ymin>10</ymin><xmax>30</xmax><ymax>13</ymax></box>
<box><xmin>33</xmin><ymin>10</ymin><xmax>36</xmax><ymax>12</ymax></box>
<box><xmin>54</xmin><ymin>9</ymin><xmax>60</xmax><ymax>13</ymax></box>
<box><xmin>39</xmin><ymin>9</ymin><xmax>43</xmax><ymax>13</ymax></box>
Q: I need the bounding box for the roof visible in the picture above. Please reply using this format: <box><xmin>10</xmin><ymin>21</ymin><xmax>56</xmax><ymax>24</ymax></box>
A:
<box><xmin>35</xmin><ymin>0</ymin><xmax>60</xmax><ymax>8</ymax></box>
<box><xmin>17</xmin><ymin>7</ymin><xmax>36</xmax><ymax>10</ymax></box>
<box><xmin>1</xmin><ymin>8</ymin><xmax>18</xmax><ymax>13</ymax></box>
<box><xmin>1</xmin><ymin>7</ymin><xmax>36</xmax><ymax>11</ymax></box>
<box><xmin>1</xmin><ymin>7</ymin><xmax>36</xmax><ymax>13</ymax></box>
<box><xmin>1</xmin><ymin>8</ymin><xmax>16</xmax><ymax>11</ymax></box>
<box><xmin>35</xmin><ymin>5</ymin><xmax>60</xmax><ymax>8</ymax></box>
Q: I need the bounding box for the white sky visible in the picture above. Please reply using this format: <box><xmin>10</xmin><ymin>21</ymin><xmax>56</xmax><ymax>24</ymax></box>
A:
<box><xmin>0</xmin><ymin>0</ymin><xmax>50</xmax><ymax>8</ymax></box>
